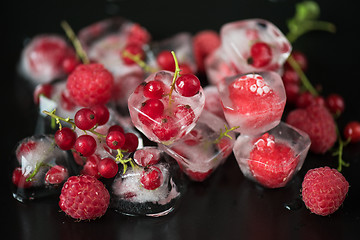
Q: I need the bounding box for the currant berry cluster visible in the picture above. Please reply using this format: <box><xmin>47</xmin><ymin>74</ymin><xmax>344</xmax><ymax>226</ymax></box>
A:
<box><xmin>45</xmin><ymin>105</ymin><xmax>139</xmax><ymax>179</ymax></box>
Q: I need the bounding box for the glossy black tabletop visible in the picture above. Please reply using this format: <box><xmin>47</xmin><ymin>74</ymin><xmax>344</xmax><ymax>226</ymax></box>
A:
<box><xmin>2</xmin><ymin>0</ymin><xmax>360</xmax><ymax>239</ymax></box>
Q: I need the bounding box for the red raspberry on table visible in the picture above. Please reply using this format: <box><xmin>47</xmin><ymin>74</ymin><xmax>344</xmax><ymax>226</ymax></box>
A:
<box><xmin>59</xmin><ymin>175</ymin><xmax>110</xmax><ymax>220</ymax></box>
<box><xmin>302</xmin><ymin>166</ymin><xmax>349</xmax><ymax>216</ymax></box>
<box><xmin>66</xmin><ymin>63</ymin><xmax>114</xmax><ymax>107</ymax></box>
<box><xmin>248</xmin><ymin>133</ymin><xmax>299</xmax><ymax>188</ymax></box>
<box><xmin>286</xmin><ymin>104</ymin><xmax>337</xmax><ymax>154</ymax></box>
<box><xmin>193</xmin><ymin>30</ymin><xmax>221</xmax><ymax>72</ymax></box>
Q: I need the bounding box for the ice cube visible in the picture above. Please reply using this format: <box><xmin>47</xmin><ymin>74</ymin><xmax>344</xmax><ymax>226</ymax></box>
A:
<box><xmin>159</xmin><ymin>110</ymin><xmax>236</xmax><ymax>181</ymax></box>
<box><xmin>233</xmin><ymin>122</ymin><xmax>311</xmax><ymax>188</ymax></box>
<box><xmin>128</xmin><ymin>70</ymin><xmax>205</xmax><ymax>145</ymax></box>
<box><xmin>218</xmin><ymin>71</ymin><xmax>286</xmax><ymax>135</ymax></box>
<box><xmin>11</xmin><ymin>135</ymin><xmax>78</xmax><ymax>202</ymax></box>
<box><xmin>221</xmin><ymin>19</ymin><xmax>291</xmax><ymax>73</ymax></box>
<box><xmin>18</xmin><ymin>35</ymin><xmax>75</xmax><ymax>86</ymax></box>
<box><xmin>78</xmin><ymin>17</ymin><xmax>150</xmax><ymax>107</ymax></box>
<box><xmin>111</xmin><ymin>147</ymin><xmax>184</xmax><ymax>217</ymax></box>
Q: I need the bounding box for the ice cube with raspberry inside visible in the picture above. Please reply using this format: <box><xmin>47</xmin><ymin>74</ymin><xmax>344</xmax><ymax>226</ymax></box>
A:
<box><xmin>128</xmin><ymin>70</ymin><xmax>205</xmax><ymax>145</ymax></box>
<box><xmin>233</xmin><ymin>122</ymin><xmax>310</xmax><ymax>188</ymax></box>
<box><xmin>218</xmin><ymin>72</ymin><xmax>286</xmax><ymax>135</ymax></box>
<box><xmin>159</xmin><ymin>110</ymin><xmax>236</xmax><ymax>182</ymax></box>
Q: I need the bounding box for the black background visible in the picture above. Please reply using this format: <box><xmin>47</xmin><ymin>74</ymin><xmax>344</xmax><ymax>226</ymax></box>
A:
<box><xmin>2</xmin><ymin>0</ymin><xmax>360</xmax><ymax>239</ymax></box>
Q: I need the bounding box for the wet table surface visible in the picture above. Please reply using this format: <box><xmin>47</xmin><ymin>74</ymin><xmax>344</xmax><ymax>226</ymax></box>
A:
<box><xmin>2</xmin><ymin>0</ymin><xmax>360</xmax><ymax>239</ymax></box>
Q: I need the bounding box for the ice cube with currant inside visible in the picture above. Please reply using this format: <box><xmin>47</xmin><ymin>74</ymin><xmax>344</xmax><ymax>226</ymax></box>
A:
<box><xmin>78</xmin><ymin>17</ymin><xmax>151</xmax><ymax>108</ymax></box>
<box><xmin>203</xmin><ymin>85</ymin><xmax>226</xmax><ymax>120</ymax></box>
<box><xmin>220</xmin><ymin>18</ymin><xmax>291</xmax><ymax>74</ymax></box>
<box><xmin>11</xmin><ymin>135</ymin><xmax>78</xmax><ymax>202</ymax></box>
<box><xmin>128</xmin><ymin>70</ymin><xmax>205</xmax><ymax>145</ymax></box>
<box><xmin>233</xmin><ymin>122</ymin><xmax>311</xmax><ymax>188</ymax></box>
<box><xmin>18</xmin><ymin>34</ymin><xmax>76</xmax><ymax>87</ymax></box>
<box><xmin>218</xmin><ymin>71</ymin><xmax>286</xmax><ymax>135</ymax></box>
<box><xmin>147</xmin><ymin>32</ymin><xmax>197</xmax><ymax>74</ymax></box>
<box><xmin>111</xmin><ymin>146</ymin><xmax>185</xmax><ymax>217</ymax></box>
<box><xmin>158</xmin><ymin>110</ymin><xmax>236</xmax><ymax>182</ymax></box>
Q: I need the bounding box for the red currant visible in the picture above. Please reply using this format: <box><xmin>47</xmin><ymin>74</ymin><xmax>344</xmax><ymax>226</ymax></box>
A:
<box><xmin>62</xmin><ymin>55</ymin><xmax>79</xmax><ymax>74</ymax></box>
<box><xmin>12</xmin><ymin>167</ymin><xmax>32</xmax><ymax>188</ymax></box>
<box><xmin>326</xmin><ymin>93</ymin><xmax>345</xmax><ymax>115</ymax></box>
<box><xmin>133</xmin><ymin>148</ymin><xmax>161</xmax><ymax>167</ymax></box>
<box><xmin>75</xmin><ymin>108</ymin><xmax>97</xmax><ymax>130</ymax></box>
<box><xmin>108</xmin><ymin>125</ymin><xmax>125</xmax><ymax>134</ymax></box>
<box><xmin>284</xmin><ymin>82</ymin><xmax>300</xmax><ymax>104</ymax></box>
<box><xmin>74</xmin><ymin>135</ymin><xmax>97</xmax><ymax>157</ymax></box>
<box><xmin>344</xmin><ymin>121</ymin><xmax>360</xmax><ymax>143</ymax></box>
<box><xmin>122</xmin><ymin>43</ymin><xmax>145</xmax><ymax>65</ymax></box>
<box><xmin>33</xmin><ymin>83</ymin><xmax>53</xmax><ymax>105</ymax></box>
<box><xmin>156</xmin><ymin>50</ymin><xmax>175</xmax><ymax>72</ymax></box>
<box><xmin>179</xmin><ymin>63</ymin><xmax>193</xmax><ymax>75</ymax></box>
<box><xmin>139</xmin><ymin>99</ymin><xmax>164</xmax><ymax>126</ymax></box>
<box><xmin>45</xmin><ymin>165</ymin><xmax>68</xmax><ymax>184</ymax></box>
<box><xmin>121</xmin><ymin>133</ymin><xmax>139</xmax><ymax>153</ymax></box>
<box><xmin>296</xmin><ymin>91</ymin><xmax>315</xmax><ymax>108</ymax></box>
<box><xmin>175</xmin><ymin>74</ymin><xmax>201</xmax><ymax>97</ymax></box>
<box><xmin>143</xmin><ymin>80</ymin><xmax>165</xmax><ymax>99</ymax></box>
<box><xmin>140</xmin><ymin>166</ymin><xmax>163</xmax><ymax>190</ymax></box>
<box><xmin>81</xmin><ymin>154</ymin><xmax>101</xmax><ymax>178</ymax></box>
<box><xmin>91</xmin><ymin>105</ymin><xmax>110</xmax><ymax>125</ymax></box>
<box><xmin>184</xmin><ymin>129</ymin><xmax>203</xmax><ymax>146</ymax></box>
<box><xmin>54</xmin><ymin>127</ymin><xmax>77</xmax><ymax>150</ymax></box>
<box><xmin>106</xmin><ymin>130</ymin><xmax>125</xmax><ymax>150</ymax></box>
<box><xmin>60</xmin><ymin>90</ymin><xmax>76</xmax><ymax>111</ymax></box>
<box><xmin>248</xmin><ymin>42</ymin><xmax>272</xmax><ymax>68</ymax></box>
<box><xmin>286</xmin><ymin>51</ymin><xmax>308</xmax><ymax>71</ymax></box>
<box><xmin>98</xmin><ymin>158</ymin><xmax>118</xmax><ymax>178</ymax></box>
<box><xmin>16</xmin><ymin>140</ymin><xmax>37</xmax><ymax>160</ymax></box>
<box><xmin>282</xmin><ymin>68</ymin><xmax>300</xmax><ymax>84</ymax></box>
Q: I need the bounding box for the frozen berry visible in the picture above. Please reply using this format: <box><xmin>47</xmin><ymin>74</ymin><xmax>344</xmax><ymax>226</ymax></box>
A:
<box><xmin>121</xmin><ymin>133</ymin><xmax>139</xmax><ymax>153</ymax></box>
<box><xmin>121</xmin><ymin>43</ymin><xmax>145</xmax><ymax>65</ymax></box>
<box><xmin>140</xmin><ymin>166</ymin><xmax>163</xmax><ymax>190</ymax></box>
<box><xmin>33</xmin><ymin>83</ymin><xmax>53</xmax><ymax>104</ymax></box>
<box><xmin>59</xmin><ymin>175</ymin><xmax>110</xmax><ymax>220</ymax></box>
<box><xmin>66</xmin><ymin>63</ymin><xmax>114</xmax><ymax>107</ymax></box>
<box><xmin>45</xmin><ymin>165</ymin><xmax>69</xmax><ymax>185</ymax></box>
<box><xmin>152</xmin><ymin>116</ymin><xmax>179</xmax><ymax>142</ymax></box>
<box><xmin>193</xmin><ymin>30</ymin><xmax>221</xmax><ymax>72</ymax></box>
<box><xmin>143</xmin><ymin>80</ymin><xmax>165</xmax><ymax>99</ymax></box>
<box><xmin>12</xmin><ymin>167</ymin><xmax>32</xmax><ymax>188</ymax></box>
<box><xmin>138</xmin><ymin>99</ymin><xmax>164</xmax><ymax>126</ymax></box>
<box><xmin>133</xmin><ymin>148</ymin><xmax>161</xmax><ymax>167</ymax></box>
<box><xmin>174</xmin><ymin>104</ymin><xmax>195</xmax><ymax>126</ymax></box>
<box><xmin>248</xmin><ymin>42</ymin><xmax>272</xmax><ymax>68</ymax></box>
<box><xmin>302</xmin><ymin>167</ymin><xmax>349</xmax><ymax>216</ymax></box>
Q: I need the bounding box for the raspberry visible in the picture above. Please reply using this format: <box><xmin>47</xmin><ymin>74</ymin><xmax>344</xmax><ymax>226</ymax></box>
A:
<box><xmin>59</xmin><ymin>175</ymin><xmax>110</xmax><ymax>220</ymax></box>
<box><xmin>193</xmin><ymin>30</ymin><xmax>221</xmax><ymax>72</ymax></box>
<box><xmin>286</xmin><ymin>104</ymin><xmax>337</xmax><ymax>154</ymax></box>
<box><xmin>66</xmin><ymin>63</ymin><xmax>114</xmax><ymax>107</ymax></box>
<box><xmin>248</xmin><ymin>133</ymin><xmax>299</xmax><ymax>188</ymax></box>
<box><xmin>302</xmin><ymin>167</ymin><xmax>349</xmax><ymax>216</ymax></box>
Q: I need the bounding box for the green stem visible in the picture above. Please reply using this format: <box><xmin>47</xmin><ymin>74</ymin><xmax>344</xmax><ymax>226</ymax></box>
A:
<box><xmin>122</xmin><ymin>50</ymin><xmax>157</xmax><ymax>73</ymax></box>
<box><xmin>61</xmin><ymin>20</ymin><xmax>89</xmax><ymax>64</ymax></box>
<box><xmin>286</xmin><ymin>20</ymin><xmax>336</xmax><ymax>43</ymax></box>
<box><xmin>213</xmin><ymin>125</ymin><xmax>239</xmax><ymax>144</ymax></box>
<box><xmin>333</xmin><ymin>125</ymin><xmax>350</xmax><ymax>172</ymax></box>
<box><xmin>168</xmin><ymin>51</ymin><xmax>181</xmax><ymax>104</ymax></box>
<box><xmin>115</xmin><ymin>149</ymin><xmax>136</xmax><ymax>174</ymax></box>
<box><xmin>286</xmin><ymin>55</ymin><xmax>318</xmax><ymax>96</ymax></box>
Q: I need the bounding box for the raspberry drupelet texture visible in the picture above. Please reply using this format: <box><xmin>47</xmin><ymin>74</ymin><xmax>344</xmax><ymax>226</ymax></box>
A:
<box><xmin>59</xmin><ymin>175</ymin><xmax>110</xmax><ymax>220</ymax></box>
<box><xmin>302</xmin><ymin>166</ymin><xmax>349</xmax><ymax>216</ymax></box>
<box><xmin>66</xmin><ymin>63</ymin><xmax>114</xmax><ymax>107</ymax></box>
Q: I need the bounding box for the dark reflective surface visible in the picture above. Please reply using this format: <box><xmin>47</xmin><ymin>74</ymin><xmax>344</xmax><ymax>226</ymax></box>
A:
<box><xmin>3</xmin><ymin>0</ymin><xmax>360</xmax><ymax>239</ymax></box>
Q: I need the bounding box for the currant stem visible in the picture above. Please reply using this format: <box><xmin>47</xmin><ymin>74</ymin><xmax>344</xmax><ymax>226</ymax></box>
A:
<box><xmin>122</xmin><ymin>50</ymin><xmax>157</xmax><ymax>73</ymax></box>
<box><xmin>115</xmin><ymin>149</ymin><xmax>136</xmax><ymax>174</ymax></box>
<box><xmin>286</xmin><ymin>20</ymin><xmax>336</xmax><ymax>43</ymax></box>
<box><xmin>168</xmin><ymin>51</ymin><xmax>181</xmax><ymax>104</ymax></box>
<box><xmin>213</xmin><ymin>125</ymin><xmax>239</xmax><ymax>144</ymax></box>
<box><xmin>61</xmin><ymin>20</ymin><xmax>90</xmax><ymax>64</ymax></box>
<box><xmin>333</xmin><ymin>124</ymin><xmax>350</xmax><ymax>172</ymax></box>
<box><xmin>286</xmin><ymin>55</ymin><xmax>318</xmax><ymax>96</ymax></box>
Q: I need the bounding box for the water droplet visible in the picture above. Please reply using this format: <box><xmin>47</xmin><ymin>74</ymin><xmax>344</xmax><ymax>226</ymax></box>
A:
<box><xmin>284</xmin><ymin>198</ymin><xmax>303</xmax><ymax>211</ymax></box>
